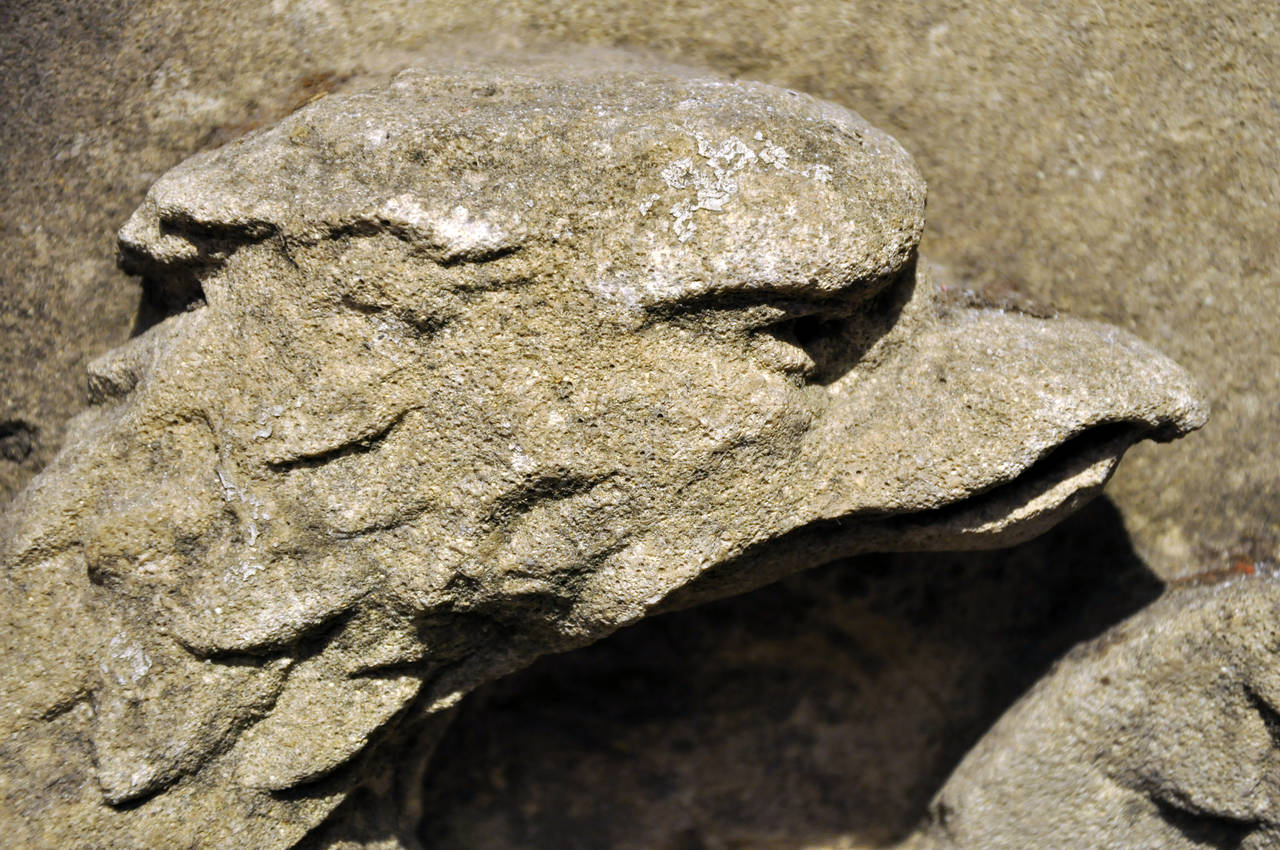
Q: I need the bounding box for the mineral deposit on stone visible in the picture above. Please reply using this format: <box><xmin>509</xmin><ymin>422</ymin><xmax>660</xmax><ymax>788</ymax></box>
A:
<box><xmin>0</xmin><ymin>66</ymin><xmax>1205</xmax><ymax>848</ymax></box>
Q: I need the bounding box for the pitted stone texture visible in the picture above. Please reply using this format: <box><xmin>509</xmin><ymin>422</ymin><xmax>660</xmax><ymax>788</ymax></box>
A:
<box><xmin>912</xmin><ymin>572</ymin><xmax>1280</xmax><ymax>850</ymax></box>
<box><xmin>0</xmin><ymin>68</ymin><xmax>1202</xmax><ymax>849</ymax></box>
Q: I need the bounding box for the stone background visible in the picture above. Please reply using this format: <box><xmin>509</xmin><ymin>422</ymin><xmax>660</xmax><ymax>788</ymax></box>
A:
<box><xmin>2</xmin><ymin>1</ymin><xmax>1275</xmax><ymax>847</ymax></box>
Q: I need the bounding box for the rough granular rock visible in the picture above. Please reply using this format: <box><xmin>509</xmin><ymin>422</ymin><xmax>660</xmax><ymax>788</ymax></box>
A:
<box><xmin>912</xmin><ymin>571</ymin><xmax>1280</xmax><ymax>850</ymax></box>
<box><xmin>0</xmin><ymin>67</ymin><xmax>1205</xmax><ymax>849</ymax></box>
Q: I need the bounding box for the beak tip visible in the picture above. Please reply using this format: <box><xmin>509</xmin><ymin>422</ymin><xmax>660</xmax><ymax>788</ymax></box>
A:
<box><xmin>1156</xmin><ymin>393</ymin><xmax>1210</xmax><ymax>441</ymax></box>
<box><xmin>1140</xmin><ymin>350</ymin><xmax>1210</xmax><ymax>441</ymax></box>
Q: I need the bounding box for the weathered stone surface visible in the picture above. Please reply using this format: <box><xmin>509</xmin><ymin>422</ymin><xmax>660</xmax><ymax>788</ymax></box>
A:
<box><xmin>411</xmin><ymin>498</ymin><xmax>1166</xmax><ymax>850</ymax></box>
<box><xmin>3</xmin><ymin>2</ymin><xmax>1274</xmax><ymax>581</ymax></box>
<box><xmin>0</xmin><ymin>67</ymin><xmax>1202</xmax><ymax>848</ymax></box>
<box><xmin>912</xmin><ymin>570</ymin><xmax>1280</xmax><ymax>850</ymax></box>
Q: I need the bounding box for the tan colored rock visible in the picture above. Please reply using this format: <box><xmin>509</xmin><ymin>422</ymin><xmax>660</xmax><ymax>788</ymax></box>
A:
<box><xmin>0</xmin><ymin>67</ymin><xmax>1202</xmax><ymax>848</ymax></box>
<box><xmin>912</xmin><ymin>571</ymin><xmax>1280</xmax><ymax>850</ymax></box>
<box><xmin>3</xmin><ymin>2</ymin><xmax>1273</xmax><ymax>583</ymax></box>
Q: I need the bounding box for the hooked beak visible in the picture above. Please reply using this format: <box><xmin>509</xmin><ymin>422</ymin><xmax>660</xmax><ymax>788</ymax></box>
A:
<box><xmin>651</xmin><ymin>264</ymin><xmax>1206</xmax><ymax>616</ymax></box>
<box><xmin>800</xmin><ymin>278</ymin><xmax>1207</xmax><ymax>550</ymax></box>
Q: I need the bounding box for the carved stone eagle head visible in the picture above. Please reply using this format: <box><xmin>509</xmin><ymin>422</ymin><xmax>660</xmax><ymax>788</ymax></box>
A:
<box><xmin>0</xmin><ymin>66</ymin><xmax>1205</xmax><ymax>848</ymax></box>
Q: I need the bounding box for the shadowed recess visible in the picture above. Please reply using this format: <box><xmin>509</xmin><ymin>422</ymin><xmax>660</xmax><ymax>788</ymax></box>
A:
<box><xmin>415</xmin><ymin>498</ymin><xmax>1161</xmax><ymax>849</ymax></box>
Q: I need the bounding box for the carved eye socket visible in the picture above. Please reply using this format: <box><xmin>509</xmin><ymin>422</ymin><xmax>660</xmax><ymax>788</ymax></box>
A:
<box><xmin>755</xmin><ymin>312</ymin><xmax>852</xmax><ymax>381</ymax></box>
<box><xmin>733</xmin><ymin>268</ymin><xmax>915</xmax><ymax>384</ymax></box>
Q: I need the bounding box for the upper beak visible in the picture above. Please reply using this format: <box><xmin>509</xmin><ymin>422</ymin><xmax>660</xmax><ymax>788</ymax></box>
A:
<box><xmin>800</xmin><ymin>290</ymin><xmax>1207</xmax><ymax>549</ymax></box>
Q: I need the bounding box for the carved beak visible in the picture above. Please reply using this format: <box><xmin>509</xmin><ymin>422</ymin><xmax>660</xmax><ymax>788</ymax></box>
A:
<box><xmin>799</xmin><ymin>287</ymin><xmax>1208</xmax><ymax>551</ymax></box>
<box><xmin>627</xmin><ymin>265</ymin><xmax>1207</xmax><ymax>618</ymax></box>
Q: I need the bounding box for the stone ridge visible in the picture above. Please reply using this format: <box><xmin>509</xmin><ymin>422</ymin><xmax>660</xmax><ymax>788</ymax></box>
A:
<box><xmin>118</xmin><ymin>67</ymin><xmax>926</xmax><ymax>310</ymax></box>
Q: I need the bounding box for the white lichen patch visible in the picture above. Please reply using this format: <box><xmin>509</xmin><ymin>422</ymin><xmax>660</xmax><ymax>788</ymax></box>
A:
<box><xmin>509</xmin><ymin>443</ymin><xmax>537</xmax><ymax>474</ymax></box>
<box><xmin>379</xmin><ymin>195</ymin><xmax>516</xmax><ymax>261</ymax></box>
<box><xmin>808</xmin><ymin>163</ymin><xmax>833</xmax><ymax>182</ymax></box>
<box><xmin>216</xmin><ymin>468</ymin><xmax>240</xmax><ymax>503</ymax></box>
<box><xmin>655</xmin><ymin>130</ymin><xmax>835</xmax><ymax>241</ymax></box>
<box><xmin>215</xmin><ymin>466</ymin><xmax>269</xmax><ymax>556</ymax></box>
<box><xmin>234</xmin><ymin>562</ymin><xmax>266</xmax><ymax>582</ymax></box>
<box><xmin>106</xmin><ymin>633</ymin><xmax>153</xmax><ymax>686</ymax></box>
<box><xmin>251</xmin><ymin>404</ymin><xmax>288</xmax><ymax>440</ymax></box>
<box><xmin>755</xmin><ymin>133</ymin><xmax>790</xmax><ymax>169</ymax></box>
